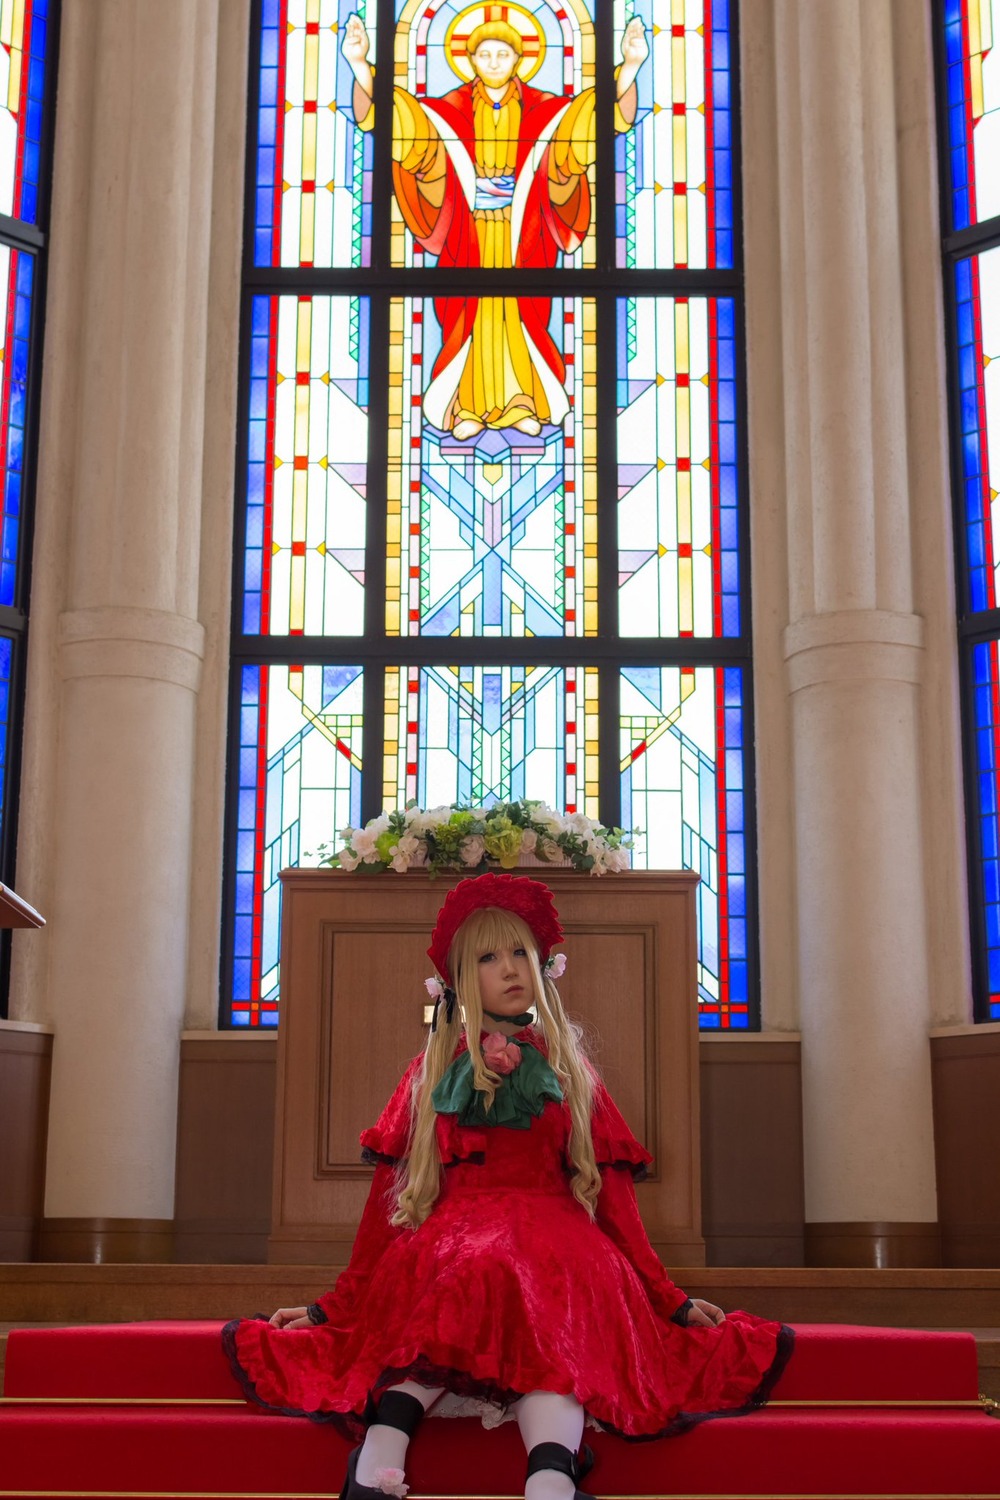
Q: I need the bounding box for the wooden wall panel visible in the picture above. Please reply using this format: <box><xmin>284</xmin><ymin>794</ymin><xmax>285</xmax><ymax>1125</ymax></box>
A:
<box><xmin>700</xmin><ymin>1038</ymin><xmax>805</xmax><ymax>1266</ymax></box>
<box><xmin>0</xmin><ymin>1024</ymin><xmax>52</xmax><ymax>1261</ymax></box>
<box><xmin>171</xmin><ymin>1033</ymin><xmax>806</xmax><ymax>1267</ymax></box>
<box><xmin>173</xmin><ymin>1036</ymin><xmax>276</xmax><ymax>1263</ymax></box>
<box><xmin>931</xmin><ymin>1030</ymin><xmax>1000</xmax><ymax>1267</ymax></box>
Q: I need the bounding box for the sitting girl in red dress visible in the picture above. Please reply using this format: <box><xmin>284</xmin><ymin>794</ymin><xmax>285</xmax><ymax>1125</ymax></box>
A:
<box><xmin>223</xmin><ymin>874</ymin><xmax>792</xmax><ymax>1500</ymax></box>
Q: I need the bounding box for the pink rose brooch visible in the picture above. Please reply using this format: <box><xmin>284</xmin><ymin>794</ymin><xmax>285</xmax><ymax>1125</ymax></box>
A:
<box><xmin>482</xmin><ymin>1031</ymin><xmax>523</xmax><ymax>1076</ymax></box>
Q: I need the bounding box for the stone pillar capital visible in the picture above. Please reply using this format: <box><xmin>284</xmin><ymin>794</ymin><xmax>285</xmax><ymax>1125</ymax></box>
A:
<box><xmin>57</xmin><ymin>607</ymin><xmax>205</xmax><ymax>691</ymax></box>
<box><xmin>783</xmin><ymin>610</ymin><xmax>925</xmax><ymax>694</ymax></box>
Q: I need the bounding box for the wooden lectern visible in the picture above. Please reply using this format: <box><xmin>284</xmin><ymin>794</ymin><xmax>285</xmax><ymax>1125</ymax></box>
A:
<box><xmin>269</xmin><ymin>868</ymin><xmax>704</xmax><ymax>1269</ymax></box>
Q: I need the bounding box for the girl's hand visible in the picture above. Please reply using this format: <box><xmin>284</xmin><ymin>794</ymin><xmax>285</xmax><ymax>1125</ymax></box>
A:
<box><xmin>687</xmin><ymin>1298</ymin><xmax>726</xmax><ymax>1327</ymax></box>
<box><xmin>269</xmin><ymin>1305</ymin><xmax>312</xmax><ymax>1330</ymax></box>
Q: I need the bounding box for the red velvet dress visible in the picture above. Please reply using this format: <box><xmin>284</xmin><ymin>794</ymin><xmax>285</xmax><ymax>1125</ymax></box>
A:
<box><xmin>223</xmin><ymin>1033</ymin><xmax>792</xmax><ymax>1440</ymax></box>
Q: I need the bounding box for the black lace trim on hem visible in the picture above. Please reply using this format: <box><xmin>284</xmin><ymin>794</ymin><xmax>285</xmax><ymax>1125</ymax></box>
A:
<box><xmin>222</xmin><ymin>1318</ymin><xmax>796</xmax><ymax>1445</ymax></box>
<box><xmin>221</xmin><ymin>1315</ymin><xmax>362</xmax><ymax>1436</ymax></box>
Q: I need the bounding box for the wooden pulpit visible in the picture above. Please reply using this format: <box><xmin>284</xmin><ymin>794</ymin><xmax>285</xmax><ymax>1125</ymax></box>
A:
<box><xmin>269</xmin><ymin>868</ymin><xmax>704</xmax><ymax>1268</ymax></box>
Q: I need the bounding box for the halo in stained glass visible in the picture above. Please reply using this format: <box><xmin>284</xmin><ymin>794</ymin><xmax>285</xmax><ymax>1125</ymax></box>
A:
<box><xmin>384</xmin><ymin>663</ymin><xmax>598</xmax><ymax>816</ymax></box>
<box><xmin>230</xmin><ymin>662</ymin><xmax>363</xmax><ymax>1026</ymax></box>
<box><xmin>386</xmin><ymin>294</ymin><xmax>597</xmax><ymax>637</ymax></box>
<box><xmin>617</xmin><ymin>295</ymin><xmax>739</xmax><ymax>638</ymax></box>
<box><xmin>0</xmin><ymin>245</ymin><xmax>32</xmax><ymax>609</ymax></box>
<box><xmin>943</xmin><ymin>0</ymin><xmax>1000</xmax><ymax>230</ymax></box>
<box><xmin>243</xmin><ymin>294</ymin><xmax>369</xmax><ymax>638</ymax></box>
<box><xmin>621</xmin><ymin>663</ymin><xmax>748</xmax><ymax>1029</ymax></box>
<box><xmin>614</xmin><ymin>0</ymin><xmax>733</xmax><ymax>270</ymax></box>
<box><xmin>955</xmin><ymin>249</ymin><xmax>1000</xmax><ymax>614</ymax></box>
<box><xmin>0</xmin><ymin>0</ymin><xmax>48</xmax><ymax>225</ymax></box>
<box><xmin>390</xmin><ymin>0</ymin><xmax>596</xmax><ymax>270</ymax></box>
<box><xmin>254</xmin><ymin>0</ymin><xmax>376</xmax><ymax>268</ymax></box>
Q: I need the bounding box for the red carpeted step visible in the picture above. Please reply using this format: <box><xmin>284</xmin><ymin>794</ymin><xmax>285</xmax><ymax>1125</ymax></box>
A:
<box><xmin>2</xmin><ymin>1319</ymin><xmax>982</xmax><ymax>1402</ymax></box>
<box><xmin>4</xmin><ymin>1320</ymin><xmax>239</xmax><ymax>1400</ymax></box>
<box><xmin>1</xmin><ymin>1406</ymin><xmax>999</xmax><ymax>1497</ymax></box>
<box><xmin>767</xmin><ymin>1321</ymin><xmax>980</xmax><ymax>1400</ymax></box>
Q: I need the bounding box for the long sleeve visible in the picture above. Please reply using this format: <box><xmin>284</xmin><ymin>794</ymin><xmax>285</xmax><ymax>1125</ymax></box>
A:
<box><xmin>595</xmin><ymin>1163</ymin><xmax>691</xmax><ymax>1323</ymax></box>
<box><xmin>310</xmin><ymin>1163</ymin><xmax>403</xmax><ymax>1329</ymax></box>
<box><xmin>310</xmin><ymin>1057</ymin><xmax>423</xmax><ymax>1327</ymax></box>
<box><xmin>590</xmin><ymin>1079</ymin><xmax>689</xmax><ymax>1323</ymax></box>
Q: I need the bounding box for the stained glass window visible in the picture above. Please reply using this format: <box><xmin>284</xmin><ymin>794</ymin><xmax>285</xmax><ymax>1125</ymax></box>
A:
<box><xmin>0</xmin><ymin>246</ymin><xmax>32</xmax><ymax>608</ymax></box>
<box><xmin>941</xmin><ymin>4</ymin><xmax>1000</xmax><ymax>1022</ymax></box>
<box><xmin>617</xmin><ymin>295</ymin><xmax>739</xmax><ymax>638</ymax></box>
<box><xmin>0</xmin><ymin>0</ymin><xmax>52</xmax><ymax>1018</ymax></box>
<box><xmin>614</xmin><ymin>0</ymin><xmax>733</xmax><ymax>270</ymax></box>
<box><xmin>229</xmin><ymin>0</ymin><xmax>751</xmax><ymax>1027</ymax></box>
<box><xmin>969</xmin><ymin>640</ymin><xmax>1000</xmax><ymax>1022</ymax></box>
<box><xmin>0</xmin><ymin>633</ymin><xmax>11</xmax><ymax>849</ymax></box>
<box><xmin>0</xmin><ymin>0</ymin><xmax>49</xmax><ymax>225</ymax></box>
<box><xmin>254</xmin><ymin>0</ymin><xmax>377</xmax><ymax>268</ymax></box>
<box><xmin>954</xmin><ymin>249</ymin><xmax>1000</xmax><ymax>614</ymax></box>
<box><xmin>621</xmin><ymin>664</ymin><xmax>747</xmax><ymax>1026</ymax></box>
<box><xmin>386</xmin><ymin>294</ymin><xmax>597</xmax><ymax>637</ymax></box>
<box><xmin>243</xmin><ymin>294</ymin><xmax>370</xmax><ymax>637</ymax></box>
<box><xmin>943</xmin><ymin>0</ymin><xmax>1000</xmax><ymax>230</ymax></box>
<box><xmin>385</xmin><ymin>663</ymin><xmax>598</xmax><ymax>814</ymax></box>
<box><xmin>231</xmin><ymin>662</ymin><xmax>363</xmax><ymax>1026</ymax></box>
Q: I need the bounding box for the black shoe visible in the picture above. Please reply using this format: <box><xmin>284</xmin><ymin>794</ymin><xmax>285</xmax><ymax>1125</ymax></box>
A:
<box><xmin>341</xmin><ymin>1391</ymin><xmax>426</xmax><ymax>1499</ymax></box>
<box><xmin>525</xmin><ymin>1440</ymin><xmax>598</xmax><ymax>1499</ymax></box>
<box><xmin>340</xmin><ymin>1444</ymin><xmax>409</xmax><ymax>1500</ymax></box>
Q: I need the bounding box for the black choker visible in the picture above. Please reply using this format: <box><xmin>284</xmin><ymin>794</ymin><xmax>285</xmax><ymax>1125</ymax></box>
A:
<box><xmin>484</xmin><ymin>1009</ymin><xmax>534</xmax><ymax>1027</ymax></box>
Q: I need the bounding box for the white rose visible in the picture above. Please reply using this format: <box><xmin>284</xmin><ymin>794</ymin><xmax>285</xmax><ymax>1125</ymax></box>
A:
<box><xmin>520</xmin><ymin>828</ymin><xmax>538</xmax><ymax>853</ymax></box>
<box><xmin>338</xmin><ymin>848</ymin><xmax>360</xmax><ymax>871</ymax></box>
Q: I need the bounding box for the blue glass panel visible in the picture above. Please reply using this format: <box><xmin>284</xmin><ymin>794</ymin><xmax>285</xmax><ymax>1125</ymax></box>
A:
<box><xmin>621</xmin><ymin>663</ymin><xmax>750</xmax><ymax>1028</ymax></box>
<box><xmin>0</xmin><ymin>249</ymin><xmax>33</xmax><ymax>609</ymax></box>
<box><xmin>227</xmin><ymin>663</ymin><xmax>363</xmax><ymax>1026</ymax></box>
<box><xmin>970</xmin><ymin>640</ymin><xmax>1000</xmax><ymax>1020</ymax></box>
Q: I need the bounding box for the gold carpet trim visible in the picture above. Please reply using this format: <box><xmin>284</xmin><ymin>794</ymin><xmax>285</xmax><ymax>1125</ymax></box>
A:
<box><xmin>0</xmin><ymin>1394</ymin><xmax>994</xmax><ymax>1410</ymax></box>
<box><xmin>2</xmin><ymin>1491</ymin><xmax>999</xmax><ymax>1499</ymax></box>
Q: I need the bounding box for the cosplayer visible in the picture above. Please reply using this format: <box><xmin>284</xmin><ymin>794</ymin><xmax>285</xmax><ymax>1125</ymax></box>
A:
<box><xmin>223</xmin><ymin>874</ymin><xmax>793</xmax><ymax>1500</ymax></box>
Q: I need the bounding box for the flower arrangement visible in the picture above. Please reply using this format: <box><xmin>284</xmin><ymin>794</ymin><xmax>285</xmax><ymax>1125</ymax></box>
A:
<box><xmin>315</xmin><ymin>800</ymin><xmax>634</xmax><ymax>877</ymax></box>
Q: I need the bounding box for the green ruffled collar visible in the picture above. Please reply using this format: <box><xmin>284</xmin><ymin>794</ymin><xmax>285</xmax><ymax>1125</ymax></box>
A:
<box><xmin>431</xmin><ymin>1032</ymin><xmax>564</xmax><ymax>1129</ymax></box>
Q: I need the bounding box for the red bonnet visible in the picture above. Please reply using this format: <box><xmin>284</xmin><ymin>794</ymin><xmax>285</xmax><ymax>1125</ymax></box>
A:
<box><xmin>427</xmin><ymin>873</ymin><xmax>564</xmax><ymax>986</ymax></box>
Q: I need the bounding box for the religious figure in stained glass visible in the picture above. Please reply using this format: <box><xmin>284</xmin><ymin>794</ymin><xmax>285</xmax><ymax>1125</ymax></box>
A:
<box><xmin>342</xmin><ymin>8</ymin><xmax>648</xmax><ymax>437</ymax></box>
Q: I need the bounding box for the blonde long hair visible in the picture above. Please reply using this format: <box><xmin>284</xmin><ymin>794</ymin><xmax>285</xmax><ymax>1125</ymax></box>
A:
<box><xmin>393</xmin><ymin>908</ymin><xmax>601</xmax><ymax>1228</ymax></box>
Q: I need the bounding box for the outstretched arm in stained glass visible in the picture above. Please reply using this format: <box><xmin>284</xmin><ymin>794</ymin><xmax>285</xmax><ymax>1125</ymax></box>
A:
<box><xmin>340</xmin><ymin>14</ymin><xmax>650</xmax><ymax>437</ymax></box>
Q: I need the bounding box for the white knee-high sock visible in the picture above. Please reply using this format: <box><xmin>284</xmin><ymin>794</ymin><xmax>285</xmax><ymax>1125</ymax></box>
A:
<box><xmin>356</xmin><ymin>1381</ymin><xmax>444</xmax><ymax>1495</ymax></box>
<box><xmin>516</xmin><ymin>1390</ymin><xmax>586</xmax><ymax>1500</ymax></box>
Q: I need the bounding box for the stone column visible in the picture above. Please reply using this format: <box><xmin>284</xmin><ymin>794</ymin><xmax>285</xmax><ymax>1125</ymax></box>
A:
<box><xmin>773</xmin><ymin>0</ymin><xmax>939</xmax><ymax>1264</ymax></box>
<box><xmin>13</xmin><ymin>0</ymin><xmax>219</xmax><ymax>1260</ymax></box>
